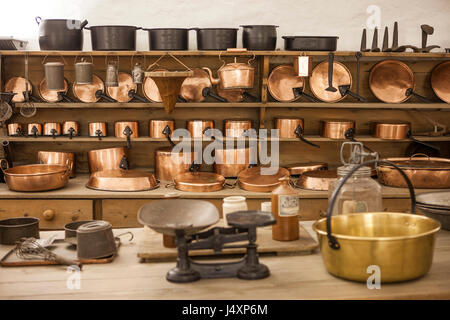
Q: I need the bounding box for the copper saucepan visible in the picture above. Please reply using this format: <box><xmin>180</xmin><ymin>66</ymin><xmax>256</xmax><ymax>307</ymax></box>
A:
<box><xmin>38</xmin><ymin>151</ymin><xmax>76</xmax><ymax>178</ymax></box>
<box><xmin>106</xmin><ymin>72</ymin><xmax>148</xmax><ymax>103</ymax></box>
<box><xmin>268</xmin><ymin>65</ymin><xmax>317</xmax><ymax>102</ymax></box>
<box><xmin>224</xmin><ymin>119</ymin><xmax>252</xmax><ymax>138</ymax></box>
<box><xmin>216</xmin><ymin>87</ymin><xmax>257</xmax><ymax>102</ymax></box>
<box><xmin>320</xmin><ymin>119</ymin><xmax>355</xmax><ymax>139</ymax></box>
<box><xmin>180</xmin><ymin>68</ymin><xmax>226</xmax><ymax>102</ymax></box>
<box><xmin>275</xmin><ymin>118</ymin><xmax>320</xmax><ymax>148</ymax></box>
<box><xmin>431</xmin><ymin>61</ymin><xmax>450</xmax><ymax>103</ymax></box>
<box><xmin>73</xmin><ymin>74</ymin><xmax>116</xmax><ymax>103</ymax></box>
<box><xmin>43</xmin><ymin>122</ymin><xmax>61</xmax><ymax>138</ymax></box>
<box><xmin>7</xmin><ymin>123</ymin><xmax>24</xmax><ymax>136</ymax></box>
<box><xmin>149</xmin><ymin>120</ymin><xmax>175</xmax><ymax>138</ymax></box>
<box><xmin>187</xmin><ymin>120</ymin><xmax>214</xmax><ymax>138</ymax></box>
<box><xmin>38</xmin><ymin>78</ymin><xmax>73</xmax><ymax>103</ymax></box>
<box><xmin>369</xmin><ymin>60</ymin><xmax>430</xmax><ymax>103</ymax></box>
<box><xmin>88</xmin><ymin>147</ymin><xmax>129</xmax><ymax>173</ymax></box>
<box><xmin>27</xmin><ymin>123</ymin><xmax>42</xmax><ymax>137</ymax></box>
<box><xmin>62</xmin><ymin>121</ymin><xmax>79</xmax><ymax>139</ymax></box>
<box><xmin>4</xmin><ymin>77</ymin><xmax>38</xmax><ymax>103</ymax></box>
<box><xmin>115</xmin><ymin>121</ymin><xmax>139</xmax><ymax>148</ymax></box>
<box><xmin>214</xmin><ymin>147</ymin><xmax>251</xmax><ymax>178</ymax></box>
<box><xmin>155</xmin><ymin>147</ymin><xmax>197</xmax><ymax>182</ymax></box>
<box><xmin>89</xmin><ymin>122</ymin><xmax>107</xmax><ymax>140</ymax></box>
<box><xmin>310</xmin><ymin>61</ymin><xmax>365</xmax><ymax>103</ymax></box>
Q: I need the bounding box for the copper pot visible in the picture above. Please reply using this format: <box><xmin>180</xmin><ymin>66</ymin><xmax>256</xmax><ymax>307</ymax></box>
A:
<box><xmin>73</xmin><ymin>74</ymin><xmax>116</xmax><ymax>103</ymax></box>
<box><xmin>238</xmin><ymin>166</ymin><xmax>290</xmax><ymax>192</ymax></box>
<box><xmin>89</xmin><ymin>122</ymin><xmax>107</xmax><ymax>139</ymax></box>
<box><xmin>275</xmin><ymin>118</ymin><xmax>320</xmax><ymax>148</ymax></box>
<box><xmin>88</xmin><ymin>147</ymin><xmax>128</xmax><ymax>173</ymax></box>
<box><xmin>295</xmin><ymin>169</ymin><xmax>338</xmax><ymax>191</ymax></box>
<box><xmin>321</xmin><ymin>119</ymin><xmax>355</xmax><ymax>139</ymax></box>
<box><xmin>115</xmin><ymin>121</ymin><xmax>139</xmax><ymax>148</ymax></box>
<box><xmin>371</xmin><ymin>121</ymin><xmax>411</xmax><ymax>139</ymax></box>
<box><xmin>27</xmin><ymin>123</ymin><xmax>42</xmax><ymax>137</ymax></box>
<box><xmin>268</xmin><ymin>65</ymin><xmax>316</xmax><ymax>102</ymax></box>
<box><xmin>38</xmin><ymin>151</ymin><xmax>75</xmax><ymax>178</ymax></box>
<box><xmin>38</xmin><ymin>77</ymin><xmax>71</xmax><ymax>103</ymax></box>
<box><xmin>62</xmin><ymin>121</ymin><xmax>79</xmax><ymax>138</ymax></box>
<box><xmin>214</xmin><ymin>147</ymin><xmax>251</xmax><ymax>178</ymax></box>
<box><xmin>87</xmin><ymin>169</ymin><xmax>158</xmax><ymax>192</ymax></box>
<box><xmin>187</xmin><ymin>120</ymin><xmax>214</xmax><ymax>138</ymax></box>
<box><xmin>7</xmin><ymin>123</ymin><xmax>23</xmax><ymax>136</ymax></box>
<box><xmin>203</xmin><ymin>55</ymin><xmax>255</xmax><ymax>90</ymax></box>
<box><xmin>43</xmin><ymin>122</ymin><xmax>61</xmax><ymax>137</ymax></box>
<box><xmin>224</xmin><ymin>119</ymin><xmax>252</xmax><ymax>137</ymax></box>
<box><xmin>155</xmin><ymin>147</ymin><xmax>197</xmax><ymax>181</ymax></box>
<box><xmin>149</xmin><ymin>120</ymin><xmax>174</xmax><ymax>138</ymax></box>
<box><xmin>4</xmin><ymin>77</ymin><xmax>33</xmax><ymax>103</ymax></box>
<box><xmin>431</xmin><ymin>61</ymin><xmax>450</xmax><ymax>103</ymax></box>
<box><xmin>173</xmin><ymin>171</ymin><xmax>225</xmax><ymax>192</ymax></box>
<box><xmin>287</xmin><ymin>162</ymin><xmax>328</xmax><ymax>176</ymax></box>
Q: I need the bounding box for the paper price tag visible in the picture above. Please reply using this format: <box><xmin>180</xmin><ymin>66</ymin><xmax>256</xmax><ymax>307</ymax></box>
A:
<box><xmin>294</xmin><ymin>56</ymin><xmax>312</xmax><ymax>77</ymax></box>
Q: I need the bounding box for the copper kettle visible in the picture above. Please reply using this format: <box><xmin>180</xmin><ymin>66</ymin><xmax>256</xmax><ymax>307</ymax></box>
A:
<box><xmin>203</xmin><ymin>54</ymin><xmax>255</xmax><ymax>90</ymax></box>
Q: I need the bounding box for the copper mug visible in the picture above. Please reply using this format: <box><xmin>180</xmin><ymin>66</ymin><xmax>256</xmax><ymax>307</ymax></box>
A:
<box><xmin>187</xmin><ymin>120</ymin><xmax>214</xmax><ymax>138</ymax></box>
<box><xmin>89</xmin><ymin>122</ymin><xmax>107</xmax><ymax>140</ymax></box>
<box><xmin>62</xmin><ymin>121</ymin><xmax>79</xmax><ymax>139</ymax></box>
<box><xmin>7</xmin><ymin>123</ymin><xmax>23</xmax><ymax>136</ymax></box>
<box><xmin>149</xmin><ymin>120</ymin><xmax>174</xmax><ymax>138</ymax></box>
<box><xmin>27</xmin><ymin>123</ymin><xmax>42</xmax><ymax>137</ymax></box>
<box><xmin>115</xmin><ymin>121</ymin><xmax>139</xmax><ymax>148</ymax></box>
<box><xmin>43</xmin><ymin>122</ymin><xmax>61</xmax><ymax>138</ymax></box>
<box><xmin>38</xmin><ymin>151</ymin><xmax>76</xmax><ymax>178</ymax></box>
<box><xmin>224</xmin><ymin>119</ymin><xmax>252</xmax><ymax>137</ymax></box>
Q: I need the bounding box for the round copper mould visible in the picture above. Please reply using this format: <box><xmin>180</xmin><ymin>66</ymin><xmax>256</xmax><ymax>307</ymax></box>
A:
<box><xmin>38</xmin><ymin>78</ymin><xmax>69</xmax><ymax>103</ymax></box>
<box><xmin>106</xmin><ymin>72</ymin><xmax>137</xmax><ymax>103</ymax></box>
<box><xmin>371</xmin><ymin>120</ymin><xmax>411</xmax><ymax>140</ymax></box>
<box><xmin>295</xmin><ymin>169</ymin><xmax>338</xmax><ymax>191</ymax></box>
<box><xmin>431</xmin><ymin>61</ymin><xmax>450</xmax><ymax>103</ymax></box>
<box><xmin>224</xmin><ymin>119</ymin><xmax>252</xmax><ymax>137</ymax></box>
<box><xmin>268</xmin><ymin>65</ymin><xmax>305</xmax><ymax>102</ymax></box>
<box><xmin>173</xmin><ymin>171</ymin><xmax>225</xmax><ymax>192</ymax></box>
<box><xmin>275</xmin><ymin>118</ymin><xmax>304</xmax><ymax>139</ymax></box>
<box><xmin>287</xmin><ymin>162</ymin><xmax>328</xmax><ymax>176</ymax></box>
<box><xmin>73</xmin><ymin>74</ymin><xmax>105</xmax><ymax>103</ymax></box>
<box><xmin>4</xmin><ymin>77</ymin><xmax>32</xmax><ymax>103</ymax></box>
<box><xmin>238</xmin><ymin>166</ymin><xmax>290</xmax><ymax>192</ymax></box>
<box><xmin>187</xmin><ymin>120</ymin><xmax>214</xmax><ymax>138</ymax></box>
<box><xmin>310</xmin><ymin>61</ymin><xmax>352</xmax><ymax>102</ymax></box>
<box><xmin>321</xmin><ymin>119</ymin><xmax>355</xmax><ymax>139</ymax></box>
<box><xmin>369</xmin><ymin>60</ymin><xmax>414</xmax><ymax>103</ymax></box>
<box><xmin>149</xmin><ymin>120</ymin><xmax>174</xmax><ymax>138</ymax></box>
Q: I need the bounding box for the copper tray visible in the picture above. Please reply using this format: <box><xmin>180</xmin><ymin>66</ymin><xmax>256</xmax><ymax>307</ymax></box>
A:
<box><xmin>86</xmin><ymin>169</ymin><xmax>159</xmax><ymax>192</ymax></box>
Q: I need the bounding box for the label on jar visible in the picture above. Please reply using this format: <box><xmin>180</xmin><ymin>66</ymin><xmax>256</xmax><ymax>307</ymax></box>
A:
<box><xmin>278</xmin><ymin>195</ymin><xmax>299</xmax><ymax>217</ymax></box>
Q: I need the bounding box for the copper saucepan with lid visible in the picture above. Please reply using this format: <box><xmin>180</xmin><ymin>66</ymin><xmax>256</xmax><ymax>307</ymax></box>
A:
<box><xmin>115</xmin><ymin>121</ymin><xmax>139</xmax><ymax>148</ymax></box>
<box><xmin>224</xmin><ymin>119</ymin><xmax>253</xmax><ymax>137</ymax></box>
<box><xmin>275</xmin><ymin>118</ymin><xmax>320</xmax><ymax>148</ymax></box>
<box><xmin>320</xmin><ymin>119</ymin><xmax>355</xmax><ymax>140</ymax></box>
<box><xmin>89</xmin><ymin>122</ymin><xmax>107</xmax><ymax>140</ymax></box>
<box><xmin>38</xmin><ymin>151</ymin><xmax>76</xmax><ymax>178</ymax></box>
<box><xmin>73</xmin><ymin>74</ymin><xmax>116</xmax><ymax>103</ymax></box>
<box><xmin>88</xmin><ymin>146</ymin><xmax>129</xmax><ymax>173</ymax></box>
<box><xmin>187</xmin><ymin>120</ymin><xmax>215</xmax><ymax>138</ymax></box>
<box><xmin>106</xmin><ymin>72</ymin><xmax>148</xmax><ymax>103</ymax></box>
<box><xmin>43</xmin><ymin>122</ymin><xmax>61</xmax><ymax>138</ymax></box>
<box><xmin>268</xmin><ymin>65</ymin><xmax>317</xmax><ymax>102</ymax></box>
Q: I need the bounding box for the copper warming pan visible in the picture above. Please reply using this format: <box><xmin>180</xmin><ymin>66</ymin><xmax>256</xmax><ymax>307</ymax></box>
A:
<box><xmin>238</xmin><ymin>166</ymin><xmax>290</xmax><ymax>192</ymax></box>
<box><xmin>268</xmin><ymin>65</ymin><xmax>317</xmax><ymax>102</ymax></box>
<box><xmin>0</xmin><ymin>159</ymin><xmax>71</xmax><ymax>192</ymax></box>
<box><xmin>173</xmin><ymin>171</ymin><xmax>225</xmax><ymax>192</ymax></box>
<box><xmin>214</xmin><ymin>147</ymin><xmax>251</xmax><ymax>178</ymax></box>
<box><xmin>287</xmin><ymin>162</ymin><xmax>328</xmax><ymax>176</ymax></box>
<box><xmin>295</xmin><ymin>169</ymin><xmax>338</xmax><ymax>191</ymax></box>
<box><xmin>87</xmin><ymin>169</ymin><xmax>158</xmax><ymax>192</ymax></box>
<box><xmin>224</xmin><ymin>119</ymin><xmax>252</xmax><ymax>137</ymax></box>
<box><xmin>155</xmin><ymin>147</ymin><xmax>197</xmax><ymax>181</ymax></box>
<box><xmin>88</xmin><ymin>147</ymin><xmax>128</xmax><ymax>173</ymax></box>
<box><xmin>377</xmin><ymin>155</ymin><xmax>450</xmax><ymax>189</ymax></box>
<box><xmin>38</xmin><ymin>151</ymin><xmax>76</xmax><ymax>178</ymax></box>
<box><xmin>320</xmin><ymin>119</ymin><xmax>355</xmax><ymax>139</ymax></box>
<box><xmin>275</xmin><ymin>118</ymin><xmax>320</xmax><ymax>148</ymax></box>
<box><xmin>73</xmin><ymin>74</ymin><xmax>116</xmax><ymax>103</ymax></box>
<box><xmin>430</xmin><ymin>61</ymin><xmax>450</xmax><ymax>103</ymax></box>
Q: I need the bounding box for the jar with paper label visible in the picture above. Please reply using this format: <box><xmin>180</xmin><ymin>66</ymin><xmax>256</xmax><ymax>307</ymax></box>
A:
<box><xmin>328</xmin><ymin>165</ymin><xmax>382</xmax><ymax>215</ymax></box>
<box><xmin>271</xmin><ymin>176</ymin><xmax>299</xmax><ymax>241</ymax></box>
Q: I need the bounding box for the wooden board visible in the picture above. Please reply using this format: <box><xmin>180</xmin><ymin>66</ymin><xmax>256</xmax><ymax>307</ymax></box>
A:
<box><xmin>137</xmin><ymin>222</ymin><xmax>318</xmax><ymax>261</ymax></box>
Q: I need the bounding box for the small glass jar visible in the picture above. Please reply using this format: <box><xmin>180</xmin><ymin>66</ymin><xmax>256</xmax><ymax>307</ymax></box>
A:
<box><xmin>328</xmin><ymin>165</ymin><xmax>382</xmax><ymax>215</ymax></box>
<box><xmin>222</xmin><ymin>196</ymin><xmax>248</xmax><ymax>225</ymax></box>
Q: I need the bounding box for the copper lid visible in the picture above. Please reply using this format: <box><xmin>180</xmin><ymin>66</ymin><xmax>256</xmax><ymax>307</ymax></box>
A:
<box><xmin>238</xmin><ymin>166</ymin><xmax>290</xmax><ymax>192</ymax></box>
<box><xmin>174</xmin><ymin>172</ymin><xmax>225</xmax><ymax>192</ymax></box>
<box><xmin>431</xmin><ymin>61</ymin><xmax>450</xmax><ymax>103</ymax></box>
<box><xmin>287</xmin><ymin>162</ymin><xmax>328</xmax><ymax>175</ymax></box>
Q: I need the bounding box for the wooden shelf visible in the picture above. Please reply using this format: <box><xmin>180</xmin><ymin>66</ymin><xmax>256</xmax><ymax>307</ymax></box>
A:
<box><xmin>4</xmin><ymin>135</ymin><xmax>449</xmax><ymax>142</ymax></box>
<box><xmin>13</xmin><ymin>102</ymin><xmax>450</xmax><ymax>109</ymax></box>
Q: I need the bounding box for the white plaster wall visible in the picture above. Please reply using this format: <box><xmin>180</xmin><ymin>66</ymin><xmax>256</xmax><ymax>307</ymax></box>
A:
<box><xmin>0</xmin><ymin>0</ymin><xmax>449</xmax><ymax>51</ymax></box>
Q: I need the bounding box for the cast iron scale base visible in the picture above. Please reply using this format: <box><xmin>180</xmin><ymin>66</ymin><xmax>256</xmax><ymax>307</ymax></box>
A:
<box><xmin>137</xmin><ymin>199</ymin><xmax>276</xmax><ymax>283</ymax></box>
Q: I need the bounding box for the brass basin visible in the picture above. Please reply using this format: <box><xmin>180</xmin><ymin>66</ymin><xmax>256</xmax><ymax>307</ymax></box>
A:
<box><xmin>313</xmin><ymin>212</ymin><xmax>441</xmax><ymax>283</ymax></box>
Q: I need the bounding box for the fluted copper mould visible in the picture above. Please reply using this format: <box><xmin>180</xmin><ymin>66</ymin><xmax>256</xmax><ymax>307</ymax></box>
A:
<box><xmin>0</xmin><ymin>159</ymin><xmax>71</xmax><ymax>192</ymax></box>
<box><xmin>4</xmin><ymin>77</ymin><xmax>33</xmax><ymax>103</ymax></box>
<box><xmin>89</xmin><ymin>122</ymin><xmax>107</xmax><ymax>139</ymax></box>
<box><xmin>431</xmin><ymin>61</ymin><xmax>450</xmax><ymax>103</ymax></box>
<box><xmin>309</xmin><ymin>61</ymin><xmax>353</xmax><ymax>102</ymax></box>
<box><xmin>88</xmin><ymin>147</ymin><xmax>128</xmax><ymax>173</ymax></box>
<box><xmin>173</xmin><ymin>171</ymin><xmax>226</xmax><ymax>192</ymax></box>
<box><xmin>155</xmin><ymin>147</ymin><xmax>197</xmax><ymax>181</ymax></box>
<box><xmin>224</xmin><ymin>119</ymin><xmax>252</xmax><ymax>137</ymax></box>
<box><xmin>62</xmin><ymin>121</ymin><xmax>79</xmax><ymax>138</ymax></box>
<box><xmin>214</xmin><ymin>147</ymin><xmax>251</xmax><ymax>178</ymax></box>
<box><xmin>73</xmin><ymin>74</ymin><xmax>115</xmax><ymax>103</ymax></box>
<box><xmin>377</xmin><ymin>155</ymin><xmax>450</xmax><ymax>189</ymax></box>
<box><xmin>38</xmin><ymin>77</ymin><xmax>69</xmax><ymax>103</ymax></box>
<box><xmin>27</xmin><ymin>123</ymin><xmax>42</xmax><ymax>137</ymax></box>
<box><xmin>7</xmin><ymin>123</ymin><xmax>23</xmax><ymax>136</ymax></box>
<box><xmin>268</xmin><ymin>65</ymin><xmax>313</xmax><ymax>102</ymax></box>
<box><xmin>187</xmin><ymin>120</ymin><xmax>214</xmax><ymax>138</ymax></box>
<box><xmin>320</xmin><ymin>119</ymin><xmax>355</xmax><ymax>139</ymax></box>
<box><xmin>43</xmin><ymin>122</ymin><xmax>61</xmax><ymax>138</ymax></box>
<box><xmin>369</xmin><ymin>60</ymin><xmax>415</xmax><ymax>103</ymax></box>
<box><xmin>238</xmin><ymin>166</ymin><xmax>290</xmax><ymax>192</ymax></box>
<box><xmin>38</xmin><ymin>151</ymin><xmax>76</xmax><ymax>178</ymax></box>
<box><xmin>295</xmin><ymin>169</ymin><xmax>338</xmax><ymax>191</ymax></box>
<box><xmin>149</xmin><ymin>120</ymin><xmax>175</xmax><ymax>138</ymax></box>
<box><xmin>86</xmin><ymin>169</ymin><xmax>158</xmax><ymax>192</ymax></box>
<box><xmin>287</xmin><ymin>162</ymin><xmax>328</xmax><ymax>176</ymax></box>
<box><xmin>371</xmin><ymin>120</ymin><xmax>411</xmax><ymax>139</ymax></box>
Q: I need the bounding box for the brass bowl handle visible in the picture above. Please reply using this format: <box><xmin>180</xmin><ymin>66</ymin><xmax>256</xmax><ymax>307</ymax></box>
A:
<box><xmin>0</xmin><ymin>158</ymin><xmax>9</xmax><ymax>173</ymax></box>
<box><xmin>410</xmin><ymin>153</ymin><xmax>431</xmax><ymax>160</ymax></box>
<box><xmin>64</xmin><ymin>159</ymin><xmax>73</xmax><ymax>177</ymax></box>
<box><xmin>43</xmin><ymin>209</ymin><xmax>55</xmax><ymax>221</ymax></box>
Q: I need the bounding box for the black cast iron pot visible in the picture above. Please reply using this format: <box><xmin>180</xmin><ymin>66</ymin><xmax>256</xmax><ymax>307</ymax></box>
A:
<box><xmin>241</xmin><ymin>25</ymin><xmax>278</xmax><ymax>50</ymax></box>
<box><xmin>36</xmin><ymin>17</ymin><xmax>88</xmax><ymax>51</ymax></box>
<box><xmin>87</xmin><ymin>25</ymin><xmax>141</xmax><ymax>51</ymax></box>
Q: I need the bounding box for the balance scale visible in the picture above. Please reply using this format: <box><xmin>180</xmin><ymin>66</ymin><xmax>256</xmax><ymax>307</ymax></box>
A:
<box><xmin>138</xmin><ymin>199</ymin><xmax>276</xmax><ymax>283</ymax></box>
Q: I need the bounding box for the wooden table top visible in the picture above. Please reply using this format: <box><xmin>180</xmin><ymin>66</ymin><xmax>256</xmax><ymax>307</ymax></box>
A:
<box><xmin>1</xmin><ymin>222</ymin><xmax>449</xmax><ymax>300</ymax></box>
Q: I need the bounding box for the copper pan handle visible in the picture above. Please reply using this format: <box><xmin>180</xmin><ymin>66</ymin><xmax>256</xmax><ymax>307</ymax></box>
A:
<box><xmin>63</xmin><ymin>159</ymin><xmax>73</xmax><ymax>177</ymax></box>
<box><xmin>294</xmin><ymin>125</ymin><xmax>320</xmax><ymax>148</ymax></box>
<box><xmin>407</xmin><ymin>130</ymin><xmax>440</xmax><ymax>152</ymax></box>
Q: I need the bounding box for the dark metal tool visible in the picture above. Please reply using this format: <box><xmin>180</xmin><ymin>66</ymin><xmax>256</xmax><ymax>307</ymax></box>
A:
<box><xmin>382</xmin><ymin>26</ymin><xmax>390</xmax><ymax>52</ymax></box>
<box><xmin>360</xmin><ymin>29</ymin><xmax>370</xmax><ymax>52</ymax></box>
<box><xmin>371</xmin><ymin>28</ymin><xmax>380</xmax><ymax>52</ymax></box>
<box><xmin>325</xmin><ymin>52</ymin><xmax>337</xmax><ymax>92</ymax></box>
<box><xmin>419</xmin><ymin>24</ymin><xmax>440</xmax><ymax>52</ymax></box>
<box><xmin>338</xmin><ymin>84</ymin><xmax>367</xmax><ymax>102</ymax></box>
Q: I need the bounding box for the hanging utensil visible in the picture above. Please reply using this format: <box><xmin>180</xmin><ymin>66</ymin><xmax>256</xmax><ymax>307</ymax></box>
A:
<box><xmin>21</xmin><ymin>54</ymin><xmax>37</xmax><ymax>118</ymax></box>
<box><xmin>325</xmin><ymin>52</ymin><xmax>337</xmax><ymax>92</ymax></box>
<box><xmin>42</xmin><ymin>55</ymin><xmax>66</xmax><ymax>91</ymax></box>
<box><xmin>0</xmin><ymin>93</ymin><xmax>15</xmax><ymax>122</ymax></box>
<box><xmin>105</xmin><ymin>55</ymin><xmax>119</xmax><ymax>87</ymax></box>
<box><xmin>131</xmin><ymin>53</ymin><xmax>145</xmax><ymax>84</ymax></box>
<box><xmin>74</xmin><ymin>55</ymin><xmax>94</xmax><ymax>85</ymax></box>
